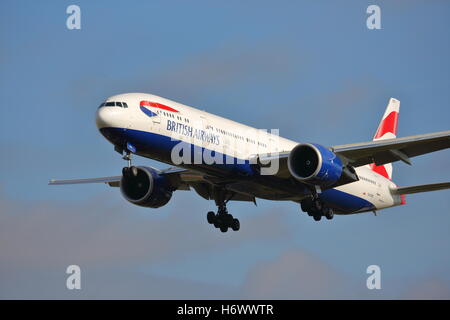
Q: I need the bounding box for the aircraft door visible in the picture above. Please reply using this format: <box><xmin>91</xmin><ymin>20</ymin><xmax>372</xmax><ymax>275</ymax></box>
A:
<box><xmin>152</xmin><ymin>111</ymin><xmax>161</xmax><ymax>124</ymax></box>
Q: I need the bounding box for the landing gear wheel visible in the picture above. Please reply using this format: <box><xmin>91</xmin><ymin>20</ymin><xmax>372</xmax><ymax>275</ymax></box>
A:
<box><xmin>301</xmin><ymin>198</ymin><xmax>313</xmax><ymax>212</ymax></box>
<box><xmin>325</xmin><ymin>208</ymin><xmax>334</xmax><ymax>220</ymax></box>
<box><xmin>131</xmin><ymin>166</ymin><xmax>138</xmax><ymax>177</ymax></box>
<box><xmin>231</xmin><ymin>218</ymin><xmax>240</xmax><ymax>231</ymax></box>
<box><xmin>207</xmin><ymin>211</ymin><xmax>216</xmax><ymax>224</ymax></box>
<box><xmin>122</xmin><ymin>167</ymin><xmax>130</xmax><ymax>177</ymax></box>
<box><xmin>313</xmin><ymin>200</ymin><xmax>322</xmax><ymax>211</ymax></box>
<box><xmin>313</xmin><ymin>215</ymin><xmax>322</xmax><ymax>221</ymax></box>
<box><xmin>211</xmin><ymin>189</ymin><xmax>241</xmax><ymax>232</ymax></box>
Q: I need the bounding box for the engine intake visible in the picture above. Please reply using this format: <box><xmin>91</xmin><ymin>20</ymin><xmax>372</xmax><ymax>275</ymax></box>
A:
<box><xmin>120</xmin><ymin>166</ymin><xmax>173</xmax><ymax>208</ymax></box>
<box><xmin>288</xmin><ymin>143</ymin><xmax>345</xmax><ymax>187</ymax></box>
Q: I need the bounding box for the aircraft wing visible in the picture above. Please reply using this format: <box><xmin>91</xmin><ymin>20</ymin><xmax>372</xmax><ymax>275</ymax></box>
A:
<box><xmin>256</xmin><ymin>130</ymin><xmax>450</xmax><ymax>179</ymax></box>
<box><xmin>49</xmin><ymin>167</ymin><xmax>256</xmax><ymax>202</ymax></box>
<box><xmin>48</xmin><ymin>167</ymin><xmax>194</xmax><ymax>190</ymax></box>
<box><xmin>332</xmin><ymin>130</ymin><xmax>450</xmax><ymax>167</ymax></box>
<box><xmin>49</xmin><ymin>176</ymin><xmax>122</xmax><ymax>187</ymax></box>
<box><xmin>391</xmin><ymin>181</ymin><xmax>450</xmax><ymax>195</ymax></box>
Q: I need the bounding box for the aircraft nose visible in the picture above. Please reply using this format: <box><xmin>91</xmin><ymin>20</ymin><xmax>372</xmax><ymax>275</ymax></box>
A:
<box><xmin>96</xmin><ymin>105</ymin><xmax>123</xmax><ymax>129</ymax></box>
<box><xmin>96</xmin><ymin>106</ymin><xmax>110</xmax><ymax>129</ymax></box>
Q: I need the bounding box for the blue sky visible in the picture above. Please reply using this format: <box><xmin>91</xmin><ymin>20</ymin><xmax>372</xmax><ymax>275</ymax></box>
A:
<box><xmin>1</xmin><ymin>0</ymin><xmax>450</xmax><ymax>298</ymax></box>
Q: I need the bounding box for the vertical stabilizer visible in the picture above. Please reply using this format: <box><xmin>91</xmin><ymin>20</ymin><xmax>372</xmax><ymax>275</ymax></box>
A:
<box><xmin>369</xmin><ymin>98</ymin><xmax>400</xmax><ymax>180</ymax></box>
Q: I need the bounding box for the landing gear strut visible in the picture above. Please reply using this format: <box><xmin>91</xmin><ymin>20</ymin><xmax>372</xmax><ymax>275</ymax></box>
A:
<box><xmin>121</xmin><ymin>151</ymin><xmax>138</xmax><ymax>177</ymax></box>
<box><xmin>301</xmin><ymin>196</ymin><xmax>334</xmax><ymax>222</ymax></box>
<box><xmin>122</xmin><ymin>151</ymin><xmax>132</xmax><ymax>168</ymax></box>
<box><xmin>206</xmin><ymin>190</ymin><xmax>240</xmax><ymax>232</ymax></box>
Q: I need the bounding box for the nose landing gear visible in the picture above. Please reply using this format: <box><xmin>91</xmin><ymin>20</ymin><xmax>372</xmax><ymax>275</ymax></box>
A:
<box><xmin>123</xmin><ymin>150</ymin><xmax>132</xmax><ymax>168</ymax></box>
<box><xmin>121</xmin><ymin>151</ymin><xmax>137</xmax><ymax>177</ymax></box>
<box><xmin>122</xmin><ymin>165</ymin><xmax>138</xmax><ymax>178</ymax></box>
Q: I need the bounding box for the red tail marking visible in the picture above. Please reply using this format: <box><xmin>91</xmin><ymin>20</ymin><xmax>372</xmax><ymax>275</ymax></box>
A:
<box><xmin>374</xmin><ymin>111</ymin><xmax>399</xmax><ymax>139</ymax></box>
<box><xmin>140</xmin><ymin>101</ymin><xmax>179</xmax><ymax>113</ymax></box>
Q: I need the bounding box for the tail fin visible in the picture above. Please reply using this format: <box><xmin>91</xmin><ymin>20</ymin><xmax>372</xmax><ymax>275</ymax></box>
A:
<box><xmin>369</xmin><ymin>98</ymin><xmax>400</xmax><ymax>180</ymax></box>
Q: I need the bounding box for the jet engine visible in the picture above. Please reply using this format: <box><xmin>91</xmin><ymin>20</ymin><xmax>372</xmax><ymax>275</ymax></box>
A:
<box><xmin>120</xmin><ymin>166</ymin><xmax>173</xmax><ymax>208</ymax></box>
<box><xmin>287</xmin><ymin>143</ymin><xmax>358</xmax><ymax>187</ymax></box>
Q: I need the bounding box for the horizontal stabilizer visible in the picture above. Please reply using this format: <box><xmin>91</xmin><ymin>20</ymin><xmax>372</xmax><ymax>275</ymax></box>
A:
<box><xmin>391</xmin><ymin>182</ymin><xmax>450</xmax><ymax>195</ymax></box>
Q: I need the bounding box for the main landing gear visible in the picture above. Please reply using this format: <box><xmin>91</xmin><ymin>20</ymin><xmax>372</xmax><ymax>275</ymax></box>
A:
<box><xmin>207</xmin><ymin>191</ymin><xmax>240</xmax><ymax>233</ymax></box>
<box><xmin>207</xmin><ymin>206</ymin><xmax>240</xmax><ymax>233</ymax></box>
<box><xmin>301</xmin><ymin>197</ymin><xmax>334</xmax><ymax>222</ymax></box>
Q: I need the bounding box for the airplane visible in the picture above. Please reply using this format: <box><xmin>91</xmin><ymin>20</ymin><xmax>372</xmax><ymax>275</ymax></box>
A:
<box><xmin>49</xmin><ymin>93</ymin><xmax>450</xmax><ymax>232</ymax></box>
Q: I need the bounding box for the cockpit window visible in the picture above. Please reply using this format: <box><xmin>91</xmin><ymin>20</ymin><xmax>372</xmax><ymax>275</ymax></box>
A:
<box><xmin>101</xmin><ymin>101</ymin><xmax>128</xmax><ymax>108</ymax></box>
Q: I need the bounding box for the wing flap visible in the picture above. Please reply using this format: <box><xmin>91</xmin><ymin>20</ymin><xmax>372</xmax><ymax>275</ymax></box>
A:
<box><xmin>392</xmin><ymin>182</ymin><xmax>450</xmax><ymax>195</ymax></box>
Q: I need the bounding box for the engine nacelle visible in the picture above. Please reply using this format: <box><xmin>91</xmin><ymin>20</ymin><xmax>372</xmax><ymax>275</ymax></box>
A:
<box><xmin>287</xmin><ymin>143</ymin><xmax>344</xmax><ymax>187</ymax></box>
<box><xmin>120</xmin><ymin>166</ymin><xmax>173</xmax><ymax>208</ymax></box>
